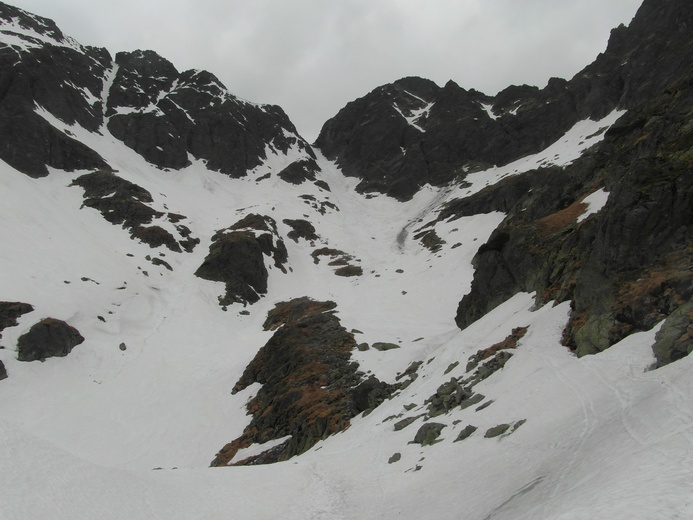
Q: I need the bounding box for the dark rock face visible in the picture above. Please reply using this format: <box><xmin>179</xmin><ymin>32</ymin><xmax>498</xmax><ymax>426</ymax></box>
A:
<box><xmin>350</xmin><ymin>376</ymin><xmax>393</xmax><ymax>414</ymax></box>
<box><xmin>413</xmin><ymin>422</ymin><xmax>446</xmax><ymax>446</ymax></box>
<box><xmin>211</xmin><ymin>297</ymin><xmax>391</xmax><ymax>466</ymax></box>
<box><xmin>17</xmin><ymin>318</ymin><xmax>84</xmax><ymax>361</ymax></box>
<box><xmin>652</xmin><ymin>301</ymin><xmax>693</xmax><ymax>368</ymax></box>
<box><xmin>195</xmin><ymin>214</ymin><xmax>288</xmax><ymax>307</ymax></box>
<box><xmin>0</xmin><ymin>359</ymin><xmax>6</xmax><ymax>380</ymax></box>
<box><xmin>283</xmin><ymin>219</ymin><xmax>319</xmax><ymax>243</ymax></box>
<box><xmin>315</xmin><ymin>74</ymin><xmax>576</xmax><ymax>200</ymax></box>
<box><xmin>0</xmin><ymin>301</ymin><xmax>34</xmax><ymax>339</ymax></box>
<box><xmin>106</xmin><ymin>50</ymin><xmax>316</xmax><ymax>177</ymax></box>
<box><xmin>452</xmin><ymin>69</ymin><xmax>693</xmax><ymax>359</ymax></box>
<box><xmin>316</xmin><ymin>0</ymin><xmax>693</xmax><ymax>201</ymax></box>
<box><xmin>0</xmin><ymin>4</ymin><xmax>111</xmax><ymax>177</ymax></box>
<box><xmin>71</xmin><ymin>170</ymin><xmax>199</xmax><ymax>252</ymax></box>
<box><xmin>277</xmin><ymin>158</ymin><xmax>321</xmax><ymax>185</ymax></box>
<box><xmin>0</xmin><ymin>4</ymin><xmax>316</xmax><ymax>181</ymax></box>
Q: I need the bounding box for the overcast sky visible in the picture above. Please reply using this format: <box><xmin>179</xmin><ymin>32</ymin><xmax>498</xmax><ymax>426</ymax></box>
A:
<box><xmin>13</xmin><ymin>0</ymin><xmax>642</xmax><ymax>142</ymax></box>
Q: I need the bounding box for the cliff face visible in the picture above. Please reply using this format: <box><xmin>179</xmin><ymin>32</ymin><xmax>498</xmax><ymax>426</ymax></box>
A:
<box><xmin>449</xmin><ymin>74</ymin><xmax>693</xmax><ymax>362</ymax></box>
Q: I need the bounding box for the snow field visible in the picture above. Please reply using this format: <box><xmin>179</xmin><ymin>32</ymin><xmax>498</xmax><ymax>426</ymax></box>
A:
<box><xmin>2</xmin><ymin>103</ymin><xmax>692</xmax><ymax>519</ymax></box>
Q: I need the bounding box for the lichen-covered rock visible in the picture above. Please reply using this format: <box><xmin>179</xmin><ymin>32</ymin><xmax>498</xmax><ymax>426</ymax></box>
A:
<box><xmin>485</xmin><ymin>424</ymin><xmax>511</xmax><ymax>438</ymax></box>
<box><xmin>413</xmin><ymin>422</ymin><xmax>446</xmax><ymax>446</ymax></box>
<box><xmin>426</xmin><ymin>378</ymin><xmax>471</xmax><ymax>417</ymax></box>
<box><xmin>454</xmin><ymin>425</ymin><xmax>477</xmax><ymax>442</ymax></box>
<box><xmin>17</xmin><ymin>318</ymin><xmax>84</xmax><ymax>362</ymax></box>
<box><xmin>453</xmin><ymin>68</ymin><xmax>693</xmax><ymax>358</ymax></box>
<box><xmin>211</xmin><ymin>298</ymin><xmax>392</xmax><ymax>466</ymax></box>
<box><xmin>394</xmin><ymin>415</ymin><xmax>424</xmax><ymax>431</ymax></box>
<box><xmin>652</xmin><ymin>301</ymin><xmax>693</xmax><ymax>368</ymax></box>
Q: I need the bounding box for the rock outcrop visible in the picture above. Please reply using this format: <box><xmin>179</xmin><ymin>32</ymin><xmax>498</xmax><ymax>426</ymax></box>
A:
<box><xmin>450</xmin><ymin>70</ymin><xmax>693</xmax><ymax>358</ymax></box>
<box><xmin>17</xmin><ymin>318</ymin><xmax>84</xmax><ymax>361</ymax></box>
<box><xmin>195</xmin><ymin>214</ymin><xmax>288</xmax><ymax>307</ymax></box>
<box><xmin>652</xmin><ymin>301</ymin><xmax>693</xmax><ymax>368</ymax></box>
<box><xmin>71</xmin><ymin>170</ymin><xmax>199</xmax><ymax>252</ymax></box>
<box><xmin>211</xmin><ymin>297</ymin><xmax>392</xmax><ymax>466</ymax></box>
<box><xmin>0</xmin><ymin>301</ymin><xmax>34</xmax><ymax>340</ymax></box>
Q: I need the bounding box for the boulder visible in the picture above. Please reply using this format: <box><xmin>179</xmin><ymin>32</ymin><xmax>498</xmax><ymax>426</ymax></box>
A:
<box><xmin>0</xmin><ymin>301</ymin><xmax>34</xmax><ymax>339</ymax></box>
<box><xmin>277</xmin><ymin>158</ymin><xmax>320</xmax><ymax>185</ymax></box>
<box><xmin>413</xmin><ymin>422</ymin><xmax>446</xmax><ymax>446</ymax></box>
<box><xmin>454</xmin><ymin>425</ymin><xmax>477</xmax><ymax>442</ymax></box>
<box><xmin>350</xmin><ymin>376</ymin><xmax>393</xmax><ymax>414</ymax></box>
<box><xmin>484</xmin><ymin>424</ymin><xmax>511</xmax><ymax>438</ymax></box>
<box><xmin>283</xmin><ymin>219</ymin><xmax>319</xmax><ymax>243</ymax></box>
<box><xmin>17</xmin><ymin>318</ymin><xmax>84</xmax><ymax>362</ymax></box>
<box><xmin>372</xmin><ymin>342</ymin><xmax>400</xmax><ymax>351</ymax></box>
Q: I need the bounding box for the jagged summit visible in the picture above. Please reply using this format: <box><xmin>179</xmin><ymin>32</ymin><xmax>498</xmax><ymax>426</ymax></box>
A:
<box><xmin>0</xmin><ymin>2</ymin><xmax>316</xmax><ymax>179</ymax></box>
<box><xmin>0</xmin><ymin>2</ymin><xmax>78</xmax><ymax>50</ymax></box>
<box><xmin>316</xmin><ymin>0</ymin><xmax>693</xmax><ymax>201</ymax></box>
<box><xmin>1</xmin><ymin>0</ymin><xmax>693</xmax><ymax>518</ymax></box>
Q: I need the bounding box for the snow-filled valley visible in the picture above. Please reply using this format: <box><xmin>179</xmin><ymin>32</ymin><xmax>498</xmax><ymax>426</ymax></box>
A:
<box><xmin>2</xmin><ymin>101</ymin><xmax>693</xmax><ymax>519</ymax></box>
<box><xmin>3</xmin><ymin>0</ymin><xmax>693</xmax><ymax>517</ymax></box>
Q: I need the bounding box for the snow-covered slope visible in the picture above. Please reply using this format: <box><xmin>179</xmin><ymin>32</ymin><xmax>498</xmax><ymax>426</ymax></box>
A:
<box><xmin>2</xmin><ymin>1</ymin><xmax>693</xmax><ymax>519</ymax></box>
<box><xmin>1</xmin><ymin>99</ymin><xmax>690</xmax><ymax>519</ymax></box>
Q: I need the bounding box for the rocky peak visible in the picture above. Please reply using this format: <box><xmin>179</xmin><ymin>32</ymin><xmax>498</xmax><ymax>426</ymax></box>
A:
<box><xmin>0</xmin><ymin>4</ymin><xmax>316</xmax><ymax>181</ymax></box>
<box><xmin>0</xmin><ymin>2</ymin><xmax>73</xmax><ymax>49</ymax></box>
<box><xmin>106</xmin><ymin>50</ymin><xmax>179</xmax><ymax>115</ymax></box>
<box><xmin>316</xmin><ymin>0</ymin><xmax>693</xmax><ymax>201</ymax></box>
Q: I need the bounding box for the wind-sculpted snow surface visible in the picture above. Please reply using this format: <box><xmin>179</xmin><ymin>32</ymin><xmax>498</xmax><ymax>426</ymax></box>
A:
<box><xmin>1</xmin><ymin>0</ymin><xmax>693</xmax><ymax>518</ymax></box>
